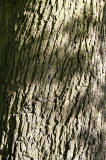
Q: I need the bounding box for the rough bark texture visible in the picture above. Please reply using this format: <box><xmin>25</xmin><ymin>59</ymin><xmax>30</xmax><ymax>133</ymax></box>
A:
<box><xmin>0</xmin><ymin>0</ymin><xmax>106</xmax><ymax>160</ymax></box>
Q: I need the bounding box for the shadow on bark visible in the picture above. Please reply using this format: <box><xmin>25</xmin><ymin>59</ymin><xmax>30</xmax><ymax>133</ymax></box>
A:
<box><xmin>0</xmin><ymin>0</ymin><xmax>96</xmax><ymax>89</ymax></box>
<box><xmin>0</xmin><ymin>1</ymin><xmax>30</xmax><ymax>159</ymax></box>
<box><xmin>0</xmin><ymin>0</ymin><xmax>105</xmax><ymax>159</ymax></box>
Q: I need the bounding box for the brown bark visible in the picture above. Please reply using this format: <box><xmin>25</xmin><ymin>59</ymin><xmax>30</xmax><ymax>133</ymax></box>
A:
<box><xmin>0</xmin><ymin>0</ymin><xmax>106</xmax><ymax>159</ymax></box>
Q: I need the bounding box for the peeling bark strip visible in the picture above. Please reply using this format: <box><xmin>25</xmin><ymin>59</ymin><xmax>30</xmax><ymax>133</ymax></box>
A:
<box><xmin>0</xmin><ymin>0</ymin><xmax>106</xmax><ymax>160</ymax></box>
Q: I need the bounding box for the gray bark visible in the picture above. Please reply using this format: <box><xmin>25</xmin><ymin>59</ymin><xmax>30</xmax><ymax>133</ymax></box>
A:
<box><xmin>0</xmin><ymin>0</ymin><xmax>106</xmax><ymax>160</ymax></box>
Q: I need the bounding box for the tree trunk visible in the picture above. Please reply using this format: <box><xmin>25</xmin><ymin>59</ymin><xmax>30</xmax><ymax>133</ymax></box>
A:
<box><xmin>0</xmin><ymin>0</ymin><xmax>105</xmax><ymax>159</ymax></box>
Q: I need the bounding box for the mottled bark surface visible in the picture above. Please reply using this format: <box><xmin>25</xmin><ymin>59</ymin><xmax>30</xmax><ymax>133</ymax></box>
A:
<box><xmin>0</xmin><ymin>0</ymin><xmax>106</xmax><ymax>160</ymax></box>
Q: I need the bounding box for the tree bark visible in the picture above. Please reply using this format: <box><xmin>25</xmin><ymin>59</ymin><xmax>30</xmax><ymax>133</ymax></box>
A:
<box><xmin>0</xmin><ymin>0</ymin><xmax>106</xmax><ymax>160</ymax></box>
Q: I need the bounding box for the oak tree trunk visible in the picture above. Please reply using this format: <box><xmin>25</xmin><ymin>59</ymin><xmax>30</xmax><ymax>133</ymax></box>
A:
<box><xmin>0</xmin><ymin>0</ymin><xmax>106</xmax><ymax>160</ymax></box>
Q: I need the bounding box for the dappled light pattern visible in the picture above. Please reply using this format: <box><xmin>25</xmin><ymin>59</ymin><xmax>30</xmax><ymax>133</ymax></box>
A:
<box><xmin>0</xmin><ymin>0</ymin><xmax>106</xmax><ymax>159</ymax></box>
